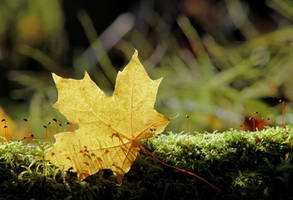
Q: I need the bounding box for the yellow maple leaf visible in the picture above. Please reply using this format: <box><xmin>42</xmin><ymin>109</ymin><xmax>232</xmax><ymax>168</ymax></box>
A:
<box><xmin>45</xmin><ymin>50</ymin><xmax>170</xmax><ymax>183</ymax></box>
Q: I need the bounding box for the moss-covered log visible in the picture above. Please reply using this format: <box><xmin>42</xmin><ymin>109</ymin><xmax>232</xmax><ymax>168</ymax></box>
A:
<box><xmin>0</xmin><ymin>126</ymin><xmax>292</xmax><ymax>200</ymax></box>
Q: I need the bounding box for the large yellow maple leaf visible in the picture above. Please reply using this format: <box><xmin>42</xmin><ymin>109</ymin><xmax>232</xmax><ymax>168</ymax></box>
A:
<box><xmin>45</xmin><ymin>50</ymin><xmax>170</xmax><ymax>183</ymax></box>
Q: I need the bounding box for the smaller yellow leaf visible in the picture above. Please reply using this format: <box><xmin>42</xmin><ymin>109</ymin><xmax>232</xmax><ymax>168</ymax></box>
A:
<box><xmin>0</xmin><ymin>107</ymin><xmax>24</xmax><ymax>141</ymax></box>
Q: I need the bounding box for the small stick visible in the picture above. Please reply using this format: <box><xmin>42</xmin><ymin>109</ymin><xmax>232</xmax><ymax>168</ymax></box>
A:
<box><xmin>52</xmin><ymin>118</ymin><xmax>58</xmax><ymax>133</ymax></box>
<box><xmin>3</xmin><ymin>125</ymin><xmax>9</xmax><ymax>142</ymax></box>
<box><xmin>59</xmin><ymin>123</ymin><xmax>62</xmax><ymax>132</ymax></box>
<box><xmin>281</xmin><ymin>101</ymin><xmax>285</xmax><ymax>127</ymax></box>
<box><xmin>43</xmin><ymin>125</ymin><xmax>48</xmax><ymax>144</ymax></box>
<box><xmin>279</xmin><ymin>100</ymin><xmax>288</xmax><ymax>140</ymax></box>
<box><xmin>22</xmin><ymin>118</ymin><xmax>31</xmax><ymax>144</ymax></box>
<box><xmin>266</xmin><ymin>118</ymin><xmax>270</xmax><ymax>128</ymax></box>
<box><xmin>290</xmin><ymin>136</ymin><xmax>292</xmax><ymax>152</ymax></box>
<box><xmin>254</xmin><ymin>112</ymin><xmax>259</xmax><ymax>145</ymax></box>
<box><xmin>67</xmin><ymin>122</ymin><xmax>74</xmax><ymax>132</ymax></box>
<box><xmin>48</xmin><ymin>122</ymin><xmax>53</xmax><ymax>144</ymax></box>
<box><xmin>282</xmin><ymin>101</ymin><xmax>287</xmax><ymax>140</ymax></box>
<box><xmin>1</xmin><ymin>119</ymin><xmax>4</xmax><ymax>142</ymax></box>
<box><xmin>186</xmin><ymin>115</ymin><xmax>190</xmax><ymax>152</ymax></box>
<box><xmin>284</xmin><ymin>122</ymin><xmax>288</xmax><ymax>141</ymax></box>
<box><xmin>1</xmin><ymin>119</ymin><xmax>7</xmax><ymax>141</ymax></box>
<box><xmin>31</xmin><ymin>134</ymin><xmax>35</xmax><ymax>145</ymax></box>
<box><xmin>28</xmin><ymin>121</ymin><xmax>31</xmax><ymax>144</ymax></box>
<box><xmin>255</xmin><ymin>112</ymin><xmax>260</xmax><ymax>130</ymax></box>
<box><xmin>252</xmin><ymin>118</ymin><xmax>256</xmax><ymax>132</ymax></box>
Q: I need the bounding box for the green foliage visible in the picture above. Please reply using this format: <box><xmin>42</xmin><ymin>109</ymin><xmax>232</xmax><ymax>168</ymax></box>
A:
<box><xmin>150</xmin><ymin>22</ymin><xmax>293</xmax><ymax>131</ymax></box>
<box><xmin>0</xmin><ymin>126</ymin><xmax>292</xmax><ymax>199</ymax></box>
<box><xmin>0</xmin><ymin>0</ymin><xmax>63</xmax><ymax>46</ymax></box>
<box><xmin>1</xmin><ymin>1</ymin><xmax>293</xmax><ymax>134</ymax></box>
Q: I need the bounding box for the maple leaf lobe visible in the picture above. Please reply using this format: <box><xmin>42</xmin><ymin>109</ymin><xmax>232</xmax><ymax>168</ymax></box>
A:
<box><xmin>45</xmin><ymin>50</ymin><xmax>170</xmax><ymax>184</ymax></box>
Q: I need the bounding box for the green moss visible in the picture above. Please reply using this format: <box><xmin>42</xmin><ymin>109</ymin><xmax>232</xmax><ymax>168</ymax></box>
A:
<box><xmin>0</xmin><ymin>126</ymin><xmax>293</xmax><ymax>200</ymax></box>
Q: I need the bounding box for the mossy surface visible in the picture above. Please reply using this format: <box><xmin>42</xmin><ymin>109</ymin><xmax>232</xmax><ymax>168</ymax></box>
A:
<box><xmin>0</xmin><ymin>126</ymin><xmax>293</xmax><ymax>200</ymax></box>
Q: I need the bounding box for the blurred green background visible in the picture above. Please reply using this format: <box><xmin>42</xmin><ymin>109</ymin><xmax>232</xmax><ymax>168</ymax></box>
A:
<box><xmin>0</xmin><ymin>0</ymin><xmax>292</xmax><ymax>138</ymax></box>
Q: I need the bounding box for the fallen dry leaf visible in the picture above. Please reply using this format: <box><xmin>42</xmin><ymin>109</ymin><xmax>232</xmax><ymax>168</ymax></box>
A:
<box><xmin>0</xmin><ymin>107</ymin><xmax>25</xmax><ymax>141</ymax></box>
<box><xmin>45</xmin><ymin>50</ymin><xmax>170</xmax><ymax>183</ymax></box>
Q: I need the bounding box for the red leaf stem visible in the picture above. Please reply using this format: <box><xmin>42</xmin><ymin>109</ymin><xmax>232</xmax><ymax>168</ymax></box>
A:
<box><xmin>139</xmin><ymin>145</ymin><xmax>221</xmax><ymax>192</ymax></box>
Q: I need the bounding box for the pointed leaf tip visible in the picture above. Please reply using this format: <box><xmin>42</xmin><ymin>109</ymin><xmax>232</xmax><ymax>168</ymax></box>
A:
<box><xmin>52</xmin><ymin>73</ymin><xmax>61</xmax><ymax>83</ymax></box>
<box><xmin>83</xmin><ymin>71</ymin><xmax>91</xmax><ymax>80</ymax></box>
<box><xmin>133</xmin><ymin>49</ymin><xmax>138</xmax><ymax>57</ymax></box>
